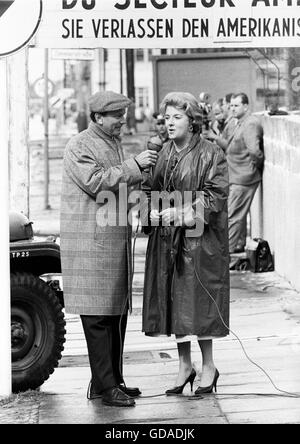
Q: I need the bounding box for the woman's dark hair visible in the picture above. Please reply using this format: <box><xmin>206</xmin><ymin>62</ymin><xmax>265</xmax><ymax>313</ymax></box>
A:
<box><xmin>159</xmin><ymin>92</ymin><xmax>203</xmax><ymax>133</ymax></box>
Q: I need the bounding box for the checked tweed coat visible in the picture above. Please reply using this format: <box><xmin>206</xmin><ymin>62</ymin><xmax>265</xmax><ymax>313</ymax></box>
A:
<box><xmin>60</xmin><ymin>122</ymin><xmax>142</xmax><ymax>315</ymax></box>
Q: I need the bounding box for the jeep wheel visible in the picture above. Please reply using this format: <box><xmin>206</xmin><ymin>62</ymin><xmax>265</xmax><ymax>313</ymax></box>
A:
<box><xmin>11</xmin><ymin>273</ymin><xmax>66</xmax><ymax>392</ymax></box>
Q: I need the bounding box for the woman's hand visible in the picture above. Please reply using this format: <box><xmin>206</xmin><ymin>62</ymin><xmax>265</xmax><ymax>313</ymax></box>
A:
<box><xmin>150</xmin><ymin>209</ymin><xmax>160</xmax><ymax>225</ymax></box>
<box><xmin>159</xmin><ymin>208</ymin><xmax>181</xmax><ymax>225</ymax></box>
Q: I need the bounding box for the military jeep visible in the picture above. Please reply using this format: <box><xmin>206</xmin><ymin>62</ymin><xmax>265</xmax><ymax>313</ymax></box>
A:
<box><xmin>10</xmin><ymin>212</ymin><xmax>66</xmax><ymax>393</ymax></box>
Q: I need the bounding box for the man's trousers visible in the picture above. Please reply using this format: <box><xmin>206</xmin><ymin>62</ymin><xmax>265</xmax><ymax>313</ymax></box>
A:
<box><xmin>228</xmin><ymin>182</ymin><xmax>259</xmax><ymax>253</ymax></box>
<box><xmin>80</xmin><ymin>313</ymin><xmax>128</xmax><ymax>393</ymax></box>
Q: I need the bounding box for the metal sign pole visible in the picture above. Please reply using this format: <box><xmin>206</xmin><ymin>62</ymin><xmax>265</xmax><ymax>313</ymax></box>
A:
<box><xmin>120</xmin><ymin>49</ymin><xmax>123</xmax><ymax>94</ymax></box>
<box><xmin>44</xmin><ymin>48</ymin><xmax>50</xmax><ymax>210</ymax></box>
<box><xmin>0</xmin><ymin>57</ymin><xmax>12</xmax><ymax>399</ymax></box>
<box><xmin>7</xmin><ymin>49</ymin><xmax>30</xmax><ymax>217</ymax></box>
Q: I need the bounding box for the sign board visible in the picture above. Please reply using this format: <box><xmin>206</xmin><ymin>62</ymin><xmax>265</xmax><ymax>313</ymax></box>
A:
<box><xmin>51</xmin><ymin>48</ymin><xmax>95</xmax><ymax>60</ymax></box>
<box><xmin>33</xmin><ymin>77</ymin><xmax>54</xmax><ymax>98</ymax></box>
<box><xmin>35</xmin><ymin>0</ymin><xmax>300</xmax><ymax>49</ymax></box>
<box><xmin>0</xmin><ymin>0</ymin><xmax>42</xmax><ymax>57</ymax></box>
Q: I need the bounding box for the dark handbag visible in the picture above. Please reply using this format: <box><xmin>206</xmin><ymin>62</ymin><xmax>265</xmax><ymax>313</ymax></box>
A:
<box><xmin>246</xmin><ymin>238</ymin><xmax>274</xmax><ymax>273</ymax></box>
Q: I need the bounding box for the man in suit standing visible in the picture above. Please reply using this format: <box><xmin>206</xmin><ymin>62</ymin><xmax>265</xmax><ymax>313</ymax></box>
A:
<box><xmin>204</xmin><ymin>93</ymin><xmax>237</xmax><ymax>152</ymax></box>
<box><xmin>60</xmin><ymin>91</ymin><xmax>158</xmax><ymax>407</ymax></box>
<box><xmin>227</xmin><ymin>93</ymin><xmax>264</xmax><ymax>254</ymax></box>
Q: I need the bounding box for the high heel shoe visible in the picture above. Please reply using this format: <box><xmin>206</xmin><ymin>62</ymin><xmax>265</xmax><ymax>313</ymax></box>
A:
<box><xmin>165</xmin><ymin>369</ymin><xmax>196</xmax><ymax>396</ymax></box>
<box><xmin>194</xmin><ymin>369</ymin><xmax>219</xmax><ymax>395</ymax></box>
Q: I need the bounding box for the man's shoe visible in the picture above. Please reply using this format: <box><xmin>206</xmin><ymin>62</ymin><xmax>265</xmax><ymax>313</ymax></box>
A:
<box><xmin>87</xmin><ymin>380</ymin><xmax>142</xmax><ymax>400</ymax></box>
<box><xmin>119</xmin><ymin>384</ymin><xmax>141</xmax><ymax>398</ymax></box>
<box><xmin>102</xmin><ymin>387</ymin><xmax>135</xmax><ymax>407</ymax></box>
<box><xmin>87</xmin><ymin>380</ymin><xmax>102</xmax><ymax>400</ymax></box>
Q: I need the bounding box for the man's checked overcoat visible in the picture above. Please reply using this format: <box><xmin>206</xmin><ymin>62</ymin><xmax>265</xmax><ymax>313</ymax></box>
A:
<box><xmin>60</xmin><ymin>122</ymin><xmax>142</xmax><ymax>315</ymax></box>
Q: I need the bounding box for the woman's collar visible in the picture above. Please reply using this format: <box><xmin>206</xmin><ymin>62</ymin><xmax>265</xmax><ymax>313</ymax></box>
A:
<box><xmin>163</xmin><ymin>133</ymin><xmax>200</xmax><ymax>159</ymax></box>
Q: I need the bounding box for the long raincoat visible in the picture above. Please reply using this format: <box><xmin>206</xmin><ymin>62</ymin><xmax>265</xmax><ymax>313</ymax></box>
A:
<box><xmin>142</xmin><ymin>134</ymin><xmax>230</xmax><ymax>337</ymax></box>
<box><xmin>60</xmin><ymin>122</ymin><xmax>142</xmax><ymax>316</ymax></box>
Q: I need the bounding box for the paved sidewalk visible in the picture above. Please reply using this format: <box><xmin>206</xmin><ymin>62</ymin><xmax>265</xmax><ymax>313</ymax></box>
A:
<box><xmin>2</xmin><ymin>236</ymin><xmax>300</xmax><ymax>424</ymax></box>
<box><xmin>31</xmin><ymin>239</ymin><xmax>300</xmax><ymax>423</ymax></box>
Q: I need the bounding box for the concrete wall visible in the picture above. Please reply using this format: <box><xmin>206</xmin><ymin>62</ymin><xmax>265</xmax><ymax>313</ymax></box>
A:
<box><xmin>251</xmin><ymin>114</ymin><xmax>300</xmax><ymax>291</ymax></box>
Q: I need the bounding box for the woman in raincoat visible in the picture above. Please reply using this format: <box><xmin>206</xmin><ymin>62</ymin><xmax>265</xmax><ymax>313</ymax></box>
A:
<box><xmin>142</xmin><ymin>92</ymin><xmax>230</xmax><ymax>396</ymax></box>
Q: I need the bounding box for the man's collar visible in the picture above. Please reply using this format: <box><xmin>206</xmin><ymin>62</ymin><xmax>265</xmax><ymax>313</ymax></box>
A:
<box><xmin>225</xmin><ymin>115</ymin><xmax>235</xmax><ymax>124</ymax></box>
<box><xmin>238</xmin><ymin>110</ymin><xmax>250</xmax><ymax>125</ymax></box>
<box><xmin>88</xmin><ymin>121</ymin><xmax>121</xmax><ymax>141</ymax></box>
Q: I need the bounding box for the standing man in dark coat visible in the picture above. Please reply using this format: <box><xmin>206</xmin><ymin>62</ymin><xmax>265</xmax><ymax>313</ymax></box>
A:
<box><xmin>227</xmin><ymin>93</ymin><xmax>264</xmax><ymax>254</ymax></box>
<box><xmin>60</xmin><ymin>91</ymin><xmax>158</xmax><ymax>407</ymax></box>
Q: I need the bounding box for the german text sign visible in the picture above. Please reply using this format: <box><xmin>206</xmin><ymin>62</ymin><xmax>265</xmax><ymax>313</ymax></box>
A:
<box><xmin>34</xmin><ymin>0</ymin><xmax>300</xmax><ymax>49</ymax></box>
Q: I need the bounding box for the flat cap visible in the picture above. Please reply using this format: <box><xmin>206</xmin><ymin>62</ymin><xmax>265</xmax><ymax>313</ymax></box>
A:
<box><xmin>88</xmin><ymin>91</ymin><xmax>132</xmax><ymax>113</ymax></box>
<box><xmin>155</xmin><ymin>114</ymin><xmax>165</xmax><ymax>123</ymax></box>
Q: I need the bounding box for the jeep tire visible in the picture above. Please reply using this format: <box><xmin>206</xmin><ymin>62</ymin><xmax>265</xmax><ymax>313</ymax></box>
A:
<box><xmin>11</xmin><ymin>273</ymin><xmax>66</xmax><ymax>392</ymax></box>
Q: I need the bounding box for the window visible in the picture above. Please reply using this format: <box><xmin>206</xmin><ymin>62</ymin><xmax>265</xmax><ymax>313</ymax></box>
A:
<box><xmin>135</xmin><ymin>49</ymin><xmax>145</xmax><ymax>62</ymax></box>
<box><xmin>136</xmin><ymin>87</ymin><xmax>149</xmax><ymax>108</ymax></box>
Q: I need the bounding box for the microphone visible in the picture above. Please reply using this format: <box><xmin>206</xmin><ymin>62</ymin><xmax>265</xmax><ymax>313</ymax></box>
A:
<box><xmin>144</xmin><ymin>135</ymin><xmax>164</xmax><ymax>173</ymax></box>
<box><xmin>147</xmin><ymin>135</ymin><xmax>164</xmax><ymax>153</ymax></box>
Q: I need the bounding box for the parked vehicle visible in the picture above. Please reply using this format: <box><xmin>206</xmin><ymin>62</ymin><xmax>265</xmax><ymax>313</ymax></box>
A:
<box><xmin>10</xmin><ymin>212</ymin><xmax>65</xmax><ymax>392</ymax></box>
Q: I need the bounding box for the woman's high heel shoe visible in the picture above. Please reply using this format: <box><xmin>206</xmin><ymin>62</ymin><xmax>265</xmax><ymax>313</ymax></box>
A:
<box><xmin>165</xmin><ymin>369</ymin><xmax>196</xmax><ymax>396</ymax></box>
<box><xmin>194</xmin><ymin>369</ymin><xmax>219</xmax><ymax>395</ymax></box>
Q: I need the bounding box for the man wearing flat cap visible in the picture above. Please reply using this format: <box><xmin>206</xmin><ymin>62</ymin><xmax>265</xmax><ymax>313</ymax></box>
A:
<box><xmin>60</xmin><ymin>91</ymin><xmax>158</xmax><ymax>407</ymax></box>
<box><xmin>152</xmin><ymin>112</ymin><xmax>168</xmax><ymax>144</ymax></box>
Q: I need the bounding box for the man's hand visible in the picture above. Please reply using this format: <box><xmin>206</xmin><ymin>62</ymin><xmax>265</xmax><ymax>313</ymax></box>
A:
<box><xmin>135</xmin><ymin>150</ymin><xmax>158</xmax><ymax>170</ymax></box>
<box><xmin>205</xmin><ymin>129</ymin><xmax>218</xmax><ymax>140</ymax></box>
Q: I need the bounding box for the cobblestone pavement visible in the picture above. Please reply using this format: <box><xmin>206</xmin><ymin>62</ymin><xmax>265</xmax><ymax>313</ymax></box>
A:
<box><xmin>0</xmin><ymin>392</ymin><xmax>44</xmax><ymax>425</ymax></box>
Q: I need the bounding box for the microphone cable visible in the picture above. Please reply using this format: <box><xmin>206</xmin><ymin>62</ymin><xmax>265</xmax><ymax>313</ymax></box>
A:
<box><xmin>117</xmin><ymin>214</ymin><xmax>142</xmax><ymax>392</ymax></box>
<box><xmin>126</xmin><ymin>212</ymin><xmax>300</xmax><ymax>400</ymax></box>
<box><xmin>193</xmin><ymin>263</ymin><xmax>300</xmax><ymax>399</ymax></box>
